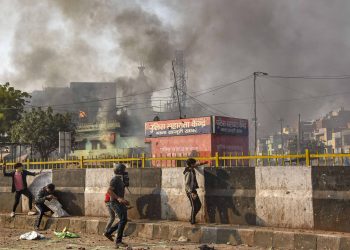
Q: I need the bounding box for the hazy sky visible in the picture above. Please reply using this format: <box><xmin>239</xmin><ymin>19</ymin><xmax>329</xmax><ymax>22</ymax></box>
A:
<box><xmin>2</xmin><ymin>0</ymin><xmax>350</xmax><ymax>135</ymax></box>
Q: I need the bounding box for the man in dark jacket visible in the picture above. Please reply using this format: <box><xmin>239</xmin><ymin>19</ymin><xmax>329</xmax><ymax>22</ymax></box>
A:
<box><xmin>2</xmin><ymin>162</ymin><xmax>41</xmax><ymax>217</ymax></box>
<box><xmin>104</xmin><ymin>163</ymin><xmax>130</xmax><ymax>248</ymax></box>
<box><xmin>184</xmin><ymin>158</ymin><xmax>208</xmax><ymax>224</ymax></box>
<box><xmin>34</xmin><ymin>183</ymin><xmax>56</xmax><ymax>230</ymax></box>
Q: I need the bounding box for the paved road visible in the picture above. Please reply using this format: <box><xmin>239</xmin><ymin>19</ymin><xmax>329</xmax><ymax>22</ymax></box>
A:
<box><xmin>0</xmin><ymin>228</ymin><xmax>265</xmax><ymax>250</ymax></box>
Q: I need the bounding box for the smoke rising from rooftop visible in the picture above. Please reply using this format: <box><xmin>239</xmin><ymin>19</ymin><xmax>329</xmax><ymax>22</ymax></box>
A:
<box><xmin>3</xmin><ymin>0</ymin><xmax>350</xmax><ymax>135</ymax></box>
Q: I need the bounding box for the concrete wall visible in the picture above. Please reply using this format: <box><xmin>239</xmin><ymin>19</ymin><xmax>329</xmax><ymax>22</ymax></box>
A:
<box><xmin>53</xmin><ymin>169</ymin><xmax>86</xmax><ymax>216</ymax></box>
<box><xmin>132</xmin><ymin>168</ymin><xmax>162</xmax><ymax>220</ymax></box>
<box><xmin>2</xmin><ymin>166</ymin><xmax>350</xmax><ymax>233</ymax></box>
<box><xmin>161</xmin><ymin>167</ymin><xmax>205</xmax><ymax>222</ymax></box>
<box><xmin>312</xmin><ymin>166</ymin><xmax>350</xmax><ymax>232</ymax></box>
<box><xmin>85</xmin><ymin>168</ymin><xmax>112</xmax><ymax>217</ymax></box>
<box><xmin>204</xmin><ymin>167</ymin><xmax>256</xmax><ymax>225</ymax></box>
<box><xmin>255</xmin><ymin>166</ymin><xmax>314</xmax><ymax>229</ymax></box>
<box><xmin>84</xmin><ymin>168</ymin><xmax>162</xmax><ymax>220</ymax></box>
<box><xmin>0</xmin><ymin>171</ymin><xmax>17</xmax><ymax>213</ymax></box>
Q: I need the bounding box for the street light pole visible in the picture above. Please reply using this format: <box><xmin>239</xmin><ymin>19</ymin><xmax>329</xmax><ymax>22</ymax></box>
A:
<box><xmin>253</xmin><ymin>72</ymin><xmax>268</xmax><ymax>154</ymax></box>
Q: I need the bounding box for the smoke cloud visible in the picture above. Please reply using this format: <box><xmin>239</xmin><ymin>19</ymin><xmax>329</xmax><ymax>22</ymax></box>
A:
<box><xmin>2</xmin><ymin>0</ymin><xmax>350</xmax><ymax>136</ymax></box>
<box><xmin>166</xmin><ymin>0</ymin><xmax>350</xmax><ymax>133</ymax></box>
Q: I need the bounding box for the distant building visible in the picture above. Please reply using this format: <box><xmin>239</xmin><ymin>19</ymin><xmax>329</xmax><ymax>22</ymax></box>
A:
<box><xmin>257</xmin><ymin>137</ymin><xmax>270</xmax><ymax>155</ymax></box>
<box><xmin>70</xmin><ymin>82</ymin><xmax>117</xmax><ymax>123</ymax></box>
<box><xmin>315</xmin><ymin>107</ymin><xmax>350</xmax><ymax>132</ymax></box>
<box><xmin>300</xmin><ymin>121</ymin><xmax>316</xmax><ymax>141</ymax></box>
<box><xmin>30</xmin><ymin>81</ymin><xmax>151</xmax><ymax>157</ymax></box>
<box><xmin>259</xmin><ymin>107</ymin><xmax>350</xmax><ymax>155</ymax></box>
<box><xmin>31</xmin><ymin>87</ymin><xmax>73</xmax><ymax>108</ymax></box>
<box><xmin>341</xmin><ymin>129</ymin><xmax>350</xmax><ymax>153</ymax></box>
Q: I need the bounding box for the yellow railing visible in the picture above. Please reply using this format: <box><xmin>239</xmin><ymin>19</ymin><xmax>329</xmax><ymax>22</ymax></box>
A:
<box><xmin>2</xmin><ymin>149</ymin><xmax>350</xmax><ymax>169</ymax></box>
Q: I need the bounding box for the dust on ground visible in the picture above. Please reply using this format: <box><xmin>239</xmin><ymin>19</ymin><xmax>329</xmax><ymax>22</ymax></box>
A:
<box><xmin>0</xmin><ymin>228</ymin><xmax>265</xmax><ymax>250</ymax></box>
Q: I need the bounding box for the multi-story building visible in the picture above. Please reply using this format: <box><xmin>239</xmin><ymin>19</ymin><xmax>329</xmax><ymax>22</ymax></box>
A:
<box><xmin>258</xmin><ymin>108</ymin><xmax>350</xmax><ymax>154</ymax></box>
<box><xmin>300</xmin><ymin>121</ymin><xmax>316</xmax><ymax>141</ymax></box>
<box><xmin>341</xmin><ymin>129</ymin><xmax>350</xmax><ymax>153</ymax></box>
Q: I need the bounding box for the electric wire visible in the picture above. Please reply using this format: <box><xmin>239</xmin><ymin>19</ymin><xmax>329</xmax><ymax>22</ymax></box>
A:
<box><xmin>193</xmin><ymin>75</ymin><xmax>253</xmax><ymax>97</ymax></box>
<box><xmin>264</xmin><ymin>74</ymin><xmax>350</xmax><ymax>79</ymax></box>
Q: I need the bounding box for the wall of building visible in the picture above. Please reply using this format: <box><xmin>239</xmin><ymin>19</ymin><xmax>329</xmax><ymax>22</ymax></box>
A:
<box><xmin>1</xmin><ymin>166</ymin><xmax>350</xmax><ymax>233</ymax></box>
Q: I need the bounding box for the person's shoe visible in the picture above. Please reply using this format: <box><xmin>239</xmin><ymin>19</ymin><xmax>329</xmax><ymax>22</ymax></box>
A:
<box><xmin>10</xmin><ymin>212</ymin><xmax>15</xmax><ymax>218</ymax></box>
<box><xmin>115</xmin><ymin>241</ymin><xmax>128</xmax><ymax>248</ymax></box>
<box><xmin>28</xmin><ymin>211</ymin><xmax>37</xmax><ymax>216</ymax></box>
<box><xmin>103</xmin><ymin>233</ymin><xmax>114</xmax><ymax>242</ymax></box>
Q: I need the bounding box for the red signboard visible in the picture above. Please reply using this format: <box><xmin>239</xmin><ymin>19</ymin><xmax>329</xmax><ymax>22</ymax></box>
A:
<box><xmin>145</xmin><ymin>117</ymin><xmax>212</xmax><ymax>138</ymax></box>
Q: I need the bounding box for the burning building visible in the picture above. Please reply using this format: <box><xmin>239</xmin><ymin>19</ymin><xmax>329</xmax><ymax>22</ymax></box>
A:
<box><xmin>70</xmin><ymin>82</ymin><xmax>117</xmax><ymax>123</ymax></box>
<box><xmin>28</xmin><ymin>54</ymin><xmax>216</xmax><ymax>158</ymax></box>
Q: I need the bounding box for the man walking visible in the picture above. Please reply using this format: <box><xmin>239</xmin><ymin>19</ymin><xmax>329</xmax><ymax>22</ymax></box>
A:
<box><xmin>104</xmin><ymin>163</ymin><xmax>129</xmax><ymax>248</ymax></box>
<box><xmin>34</xmin><ymin>183</ymin><xmax>56</xmax><ymax>230</ymax></box>
<box><xmin>183</xmin><ymin>158</ymin><xmax>208</xmax><ymax>224</ymax></box>
<box><xmin>2</xmin><ymin>162</ymin><xmax>41</xmax><ymax>217</ymax></box>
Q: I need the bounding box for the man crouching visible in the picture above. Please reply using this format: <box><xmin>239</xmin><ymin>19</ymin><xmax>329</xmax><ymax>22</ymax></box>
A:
<box><xmin>34</xmin><ymin>183</ymin><xmax>56</xmax><ymax>230</ymax></box>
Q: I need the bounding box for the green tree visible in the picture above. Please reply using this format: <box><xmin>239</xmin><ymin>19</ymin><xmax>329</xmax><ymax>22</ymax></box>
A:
<box><xmin>0</xmin><ymin>82</ymin><xmax>30</xmax><ymax>140</ymax></box>
<box><xmin>10</xmin><ymin>107</ymin><xmax>75</xmax><ymax>159</ymax></box>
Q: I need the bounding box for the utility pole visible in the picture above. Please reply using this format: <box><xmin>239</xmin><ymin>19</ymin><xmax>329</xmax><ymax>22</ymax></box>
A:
<box><xmin>297</xmin><ymin>113</ymin><xmax>301</xmax><ymax>153</ymax></box>
<box><xmin>172</xmin><ymin>60</ymin><xmax>182</xmax><ymax>119</ymax></box>
<box><xmin>279</xmin><ymin>118</ymin><xmax>284</xmax><ymax>154</ymax></box>
<box><xmin>253</xmin><ymin>72</ymin><xmax>268</xmax><ymax>154</ymax></box>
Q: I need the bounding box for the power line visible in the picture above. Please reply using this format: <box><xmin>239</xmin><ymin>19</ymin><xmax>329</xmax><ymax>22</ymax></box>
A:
<box><xmin>208</xmin><ymin>89</ymin><xmax>350</xmax><ymax>106</ymax></box>
<box><xmin>263</xmin><ymin>78</ymin><xmax>315</xmax><ymax>98</ymax></box>
<box><xmin>183</xmin><ymin>90</ymin><xmax>231</xmax><ymax>117</ymax></box>
<box><xmin>39</xmin><ymin>104</ymin><xmax>163</xmax><ymax>114</ymax></box>
<box><xmin>264</xmin><ymin>74</ymin><xmax>350</xmax><ymax>80</ymax></box>
<box><xmin>30</xmin><ymin>87</ymin><xmax>172</xmax><ymax>108</ymax></box>
<box><xmin>193</xmin><ymin>75</ymin><xmax>253</xmax><ymax>97</ymax></box>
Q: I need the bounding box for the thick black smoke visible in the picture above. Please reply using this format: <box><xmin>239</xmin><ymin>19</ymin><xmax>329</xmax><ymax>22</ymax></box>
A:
<box><xmin>166</xmin><ymin>0</ymin><xmax>350</xmax><ymax>133</ymax></box>
<box><xmin>4</xmin><ymin>0</ymin><xmax>350</xmax><ymax>137</ymax></box>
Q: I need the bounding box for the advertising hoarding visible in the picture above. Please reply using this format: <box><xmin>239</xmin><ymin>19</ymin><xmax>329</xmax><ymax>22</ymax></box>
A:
<box><xmin>213</xmin><ymin>116</ymin><xmax>249</xmax><ymax>136</ymax></box>
<box><xmin>145</xmin><ymin>117</ymin><xmax>212</xmax><ymax>138</ymax></box>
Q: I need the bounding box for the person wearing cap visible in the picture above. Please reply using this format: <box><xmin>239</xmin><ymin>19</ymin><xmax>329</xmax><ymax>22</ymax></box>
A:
<box><xmin>183</xmin><ymin>158</ymin><xmax>208</xmax><ymax>224</ymax></box>
<box><xmin>103</xmin><ymin>163</ymin><xmax>129</xmax><ymax>247</ymax></box>
<box><xmin>2</xmin><ymin>162</ymin><xmax>42</xmax><ymax>217</ymax></box>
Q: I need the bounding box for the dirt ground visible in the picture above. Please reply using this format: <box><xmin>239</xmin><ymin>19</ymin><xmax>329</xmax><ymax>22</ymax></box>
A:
<box><xmin>0</xmin><ymin>228</ymin><xmax>265</xmax><ymax>250</ymax></box>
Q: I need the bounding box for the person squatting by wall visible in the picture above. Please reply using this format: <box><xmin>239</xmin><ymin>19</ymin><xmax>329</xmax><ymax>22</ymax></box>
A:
<box><xmin>34</xmin><ymin>183</ymin><xmax>57</xmax><ymax>230</ymax></box>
